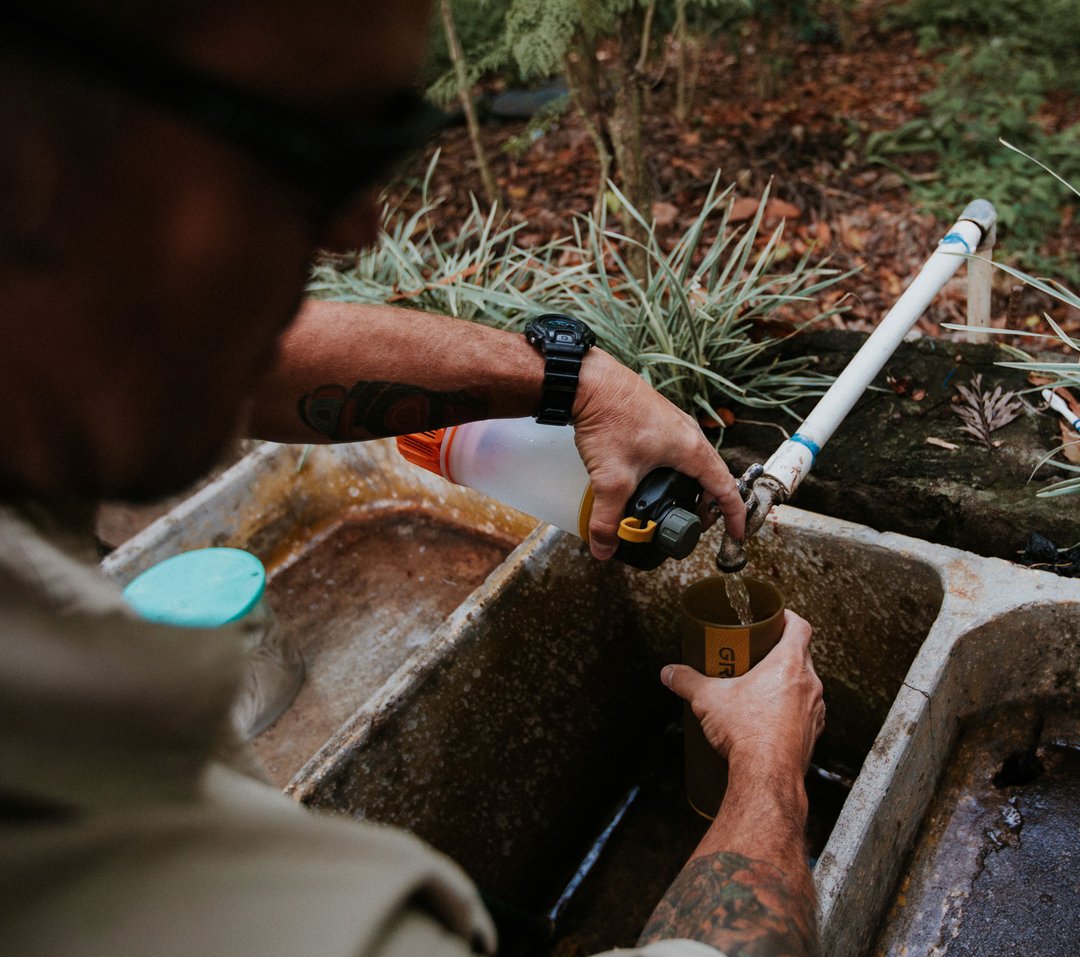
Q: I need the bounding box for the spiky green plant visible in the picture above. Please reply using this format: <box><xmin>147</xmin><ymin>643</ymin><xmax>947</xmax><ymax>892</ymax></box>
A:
<box><xmin>990</xmin><ymin>271</ymin><xmax>1080</xmax><ymax>497</ymax></box>
<box><xmin>308</xmin><ymin>161</ymin><xmax>845</xmax><ymax>438</ymax></box>
<box><xmin>307</xmin><ymin>154</ymin><xmax>567</xmax><ymax>324</ymax></box>
<box><xmin>519</xmin><ymin>177</ymin><xmax>846</xmax><ymax>427</ymax></box>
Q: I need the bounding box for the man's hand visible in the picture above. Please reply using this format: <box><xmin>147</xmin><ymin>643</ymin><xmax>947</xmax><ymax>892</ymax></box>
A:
<box><xmin>660</xmin><ymin>610</ymin><xmax>824</xmax><ymax>780</ymax></box>
<box><xmin>572</xmin><ymin>349</ymin><xmax>746</xmax><ymax>560</ymax></box>
<box><xmin>639</xmin><ymin>610</ymin><xmax>825</xmax><ymax>957</ymax></box>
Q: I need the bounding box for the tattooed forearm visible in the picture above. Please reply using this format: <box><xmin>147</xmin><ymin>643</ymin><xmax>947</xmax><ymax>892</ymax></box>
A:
<box><xmin>297</xmin><ymin>380</ymin><xmax>489</xmax><ymax>440</ymax></box>
<box><xmin>638</xmin><ymin>852</ymin><xmax>818</xmax><ymax>957</ymax></box>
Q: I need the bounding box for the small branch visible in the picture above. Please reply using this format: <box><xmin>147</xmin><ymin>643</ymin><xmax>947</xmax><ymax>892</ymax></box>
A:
<box><xmin>563</xmin><ymin>50</ymin><xmax>613</xmax><ymax>221</ymax></box>
<box><xmin>636</xmin><ymin>1</ymin><xmax>657</xmax><ymax>76</ymax></box>
<box><xmin>438</xmin><ymin>0</ymin><xmax>500</xmax><ymax>206</ymax></box>
<box><xmin>732</xmin><ymin>419</ymin><xmax>792</xmax><ymax>441</ymax></box>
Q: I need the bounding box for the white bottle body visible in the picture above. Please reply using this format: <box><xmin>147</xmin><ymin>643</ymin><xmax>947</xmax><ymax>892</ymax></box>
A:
<box><xmin>444</xmin><ymin>417</ymin><xmax>591</xmax><ymax>537</ymax></box>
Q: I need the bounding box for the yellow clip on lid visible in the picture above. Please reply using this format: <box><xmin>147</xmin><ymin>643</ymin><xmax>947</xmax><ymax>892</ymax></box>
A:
<box><xmin>617</xmin><ymin>516</ymin><xmax>657</xmax><ymax>543</ymax></box>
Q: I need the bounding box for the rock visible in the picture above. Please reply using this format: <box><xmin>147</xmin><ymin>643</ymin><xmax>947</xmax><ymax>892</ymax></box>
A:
<box><xmin>489</xmin><ymin>81</ymin><xmax>569</xmax><ymax>120</ymax></box>
<box><xmin>718</xmin><ymin>330</ymin><xmax>1080</xmax><ymax>563</ymax></box>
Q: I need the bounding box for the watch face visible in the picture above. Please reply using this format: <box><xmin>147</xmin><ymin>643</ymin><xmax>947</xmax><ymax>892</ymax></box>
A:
<box><xmin>527</xmin><ymin>314</ymin><xmax>596</xmax><ymax>347</ymax></box>
<box><xmin>546</xmin><ymin>317</ymin><xmax>579</xmax><ymax>332</ymax></box>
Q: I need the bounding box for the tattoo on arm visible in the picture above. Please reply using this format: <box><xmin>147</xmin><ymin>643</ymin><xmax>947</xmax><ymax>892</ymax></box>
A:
<box><xmin>297</xmin><ymin>380</ymin><xmax>489</xmax><ymax>440</ymax></box>
<box><xmin>638</xmin><ymin>852</ymin><xmax>818</xmax><ymax>957</ymax></box>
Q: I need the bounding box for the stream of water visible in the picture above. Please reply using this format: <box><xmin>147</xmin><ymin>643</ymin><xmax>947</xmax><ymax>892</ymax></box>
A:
<box><xmin>723</xmin><ymin>568</ymin><xmax>754</xmax><ymax>625</ymax></box>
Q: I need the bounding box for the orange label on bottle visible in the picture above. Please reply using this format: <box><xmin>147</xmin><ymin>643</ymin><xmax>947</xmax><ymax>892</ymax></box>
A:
<box><xmin>704</xmin><ymin>626</ymin><xmax>750</xmax><ymax>678</ymax></box>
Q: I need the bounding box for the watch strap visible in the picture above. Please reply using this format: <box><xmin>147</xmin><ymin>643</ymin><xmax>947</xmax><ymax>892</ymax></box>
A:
<box><xmin>525</xmin><ymin>314</ymin><xmax>594</xmax><ymax>426</ymax></box>
<box><xmin>536</xmin><ymin>349</ymin><xmax>583</xmax><ymax>425</ymax></box>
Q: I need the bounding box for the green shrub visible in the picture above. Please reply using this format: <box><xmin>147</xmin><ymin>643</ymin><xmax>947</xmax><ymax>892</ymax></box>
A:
<box><xmin>869</xmin><ymin>2</ymin><xmax>1080</xmax><ymax>280</ymax></box>
<box><xmin>890</xmin><ymin>0</ymin><xmax>1080</xmax><ymax>82</ymax></box>
<box><xmin>421</xmin><ymin>0</ymin><xmax>515</xmax><ymax>90</ymax></box>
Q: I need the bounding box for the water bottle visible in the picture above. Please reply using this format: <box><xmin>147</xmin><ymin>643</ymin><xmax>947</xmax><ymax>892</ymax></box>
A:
<box><xmin>396</xmin><ymin>417</ymin><xmax>703</xmax><ymax>570</ymax></box>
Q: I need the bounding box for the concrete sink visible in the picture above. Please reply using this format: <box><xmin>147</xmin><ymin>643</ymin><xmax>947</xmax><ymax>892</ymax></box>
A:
<box><xmin>102</xmin><ymin>440</ymin><xmax>1080</xmax><ymax>956</ymax></box>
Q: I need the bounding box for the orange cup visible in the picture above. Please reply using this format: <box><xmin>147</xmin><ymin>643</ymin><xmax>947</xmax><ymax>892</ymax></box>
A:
<box><xmin>679</xmin><ymin>576</ymin><xmax>785</xmax><ymax>818</ymax></box>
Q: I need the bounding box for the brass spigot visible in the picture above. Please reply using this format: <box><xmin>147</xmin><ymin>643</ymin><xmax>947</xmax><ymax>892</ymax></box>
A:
<box><xmin>716</xmin><ymin>465</ymin><xmax>787</xmax><ymax>573</ymax></box>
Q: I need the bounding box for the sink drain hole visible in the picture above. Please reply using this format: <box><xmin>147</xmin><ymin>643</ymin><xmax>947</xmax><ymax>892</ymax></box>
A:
<box><xmin>993</xmin><ymin>713</ymin><xmax>1045</xmax><ymax>788</ymax></box>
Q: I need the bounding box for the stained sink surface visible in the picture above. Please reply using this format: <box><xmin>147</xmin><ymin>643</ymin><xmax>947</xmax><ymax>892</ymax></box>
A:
<box><xmin>293</xmin><ymin>515</ymin><xmax>943</xmax><ymax>954</ymax></box>
<box><xmin>502</xmin><ymin>724</ymin><xmax>852</xmax><ymax>957</ymax></box>
<box><xmin>251</xmin><ymin>506</ymin><xmax>518</xmax><ymax>786</ymax></box>
<box><xmin>873</xmin><ymin>704</ymin><xmax>1080</xmax><ymax>957</ymax></box>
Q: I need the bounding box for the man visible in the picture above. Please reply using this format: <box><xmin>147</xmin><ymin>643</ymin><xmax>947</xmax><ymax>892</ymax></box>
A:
<box><xmin>0</xmin><ymin>3</ymin><xmax>825</xmax><ymax>955</ymax></box>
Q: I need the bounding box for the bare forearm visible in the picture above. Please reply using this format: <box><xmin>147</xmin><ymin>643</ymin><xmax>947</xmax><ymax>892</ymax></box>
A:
<box><xmin>249</xmin><ymin>300</ymin><xmax>546</xmax><ymax>442</ymax></box>
<box><xmin>639</xmin><ymin>762</ymin><xmax>818</xmax><ymax>957</ymax></box>
<box><xmin>248</xmin><ymin>298</ymin><xmax>749</xmax><ymax>556</ymax></box>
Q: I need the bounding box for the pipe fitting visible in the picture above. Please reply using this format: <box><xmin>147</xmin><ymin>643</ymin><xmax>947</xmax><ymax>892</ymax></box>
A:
<box><xmin>715</xmin><ymin>474</ymin><xmax>788</xmax><ymax>573</ymax></box>
<box><xmin>958</xmin><ymin>199</ymin><xmax>997</xmax><ymax>249</ymax></box>
<box><xmin>716</xmin><ymin>535</ymin><xmax>748</xmax><ymax>574</ymax></box>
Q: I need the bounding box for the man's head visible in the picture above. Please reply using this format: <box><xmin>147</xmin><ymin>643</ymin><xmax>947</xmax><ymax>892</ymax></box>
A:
<box><xmin>0</xmin><ymin>1</ymin><xmax>433</xmax><ymax>502</ymax></box>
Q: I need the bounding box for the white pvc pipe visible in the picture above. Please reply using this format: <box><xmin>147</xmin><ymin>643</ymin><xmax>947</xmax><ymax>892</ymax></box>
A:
<box><xmin>764</xmin><ymin>216</ymin><xmax>986</xmax><ymax>497</ymax></box>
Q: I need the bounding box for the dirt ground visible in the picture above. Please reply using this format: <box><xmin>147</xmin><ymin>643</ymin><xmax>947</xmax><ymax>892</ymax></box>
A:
<box><xmin>387</xmin><ymin>2</ymin><xmax>1079</xmax><ymax>340</ymax></box>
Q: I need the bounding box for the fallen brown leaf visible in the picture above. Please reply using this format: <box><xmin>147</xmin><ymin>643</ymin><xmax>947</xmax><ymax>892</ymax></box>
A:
<box><xmin>926</xmin><ymin>436</ymin><xmax>959</xmax><ymax>450</ymax></box>
<box><xmin>764</xmin><ymin>198</ymin><xmax>801</xmax><ymax>221</ymax></box>
<box><xmin>699</xmin><ymin>407</ymin><xmax>737</xmax><ymax>429</ymax></box>
<box><xmin>1060</xmin><ymin>422</ymin><xmax>1080</xmax><ymax>464</ymax></box>
<box><xmin>838</xmin><ymin>216</ymin><xmax>866</xmax><ymax>251</ymax></box>
<box><xmin>729</xmin><ymin>196</ymin><xmax>760</xmax><ymax>222</ymax></box>
<box><xmin>651</xmin><ymin>201</ymin><xmax>680</xmax><ymax>227</ymax></box>
<box><xmin>886</xmin><ymin>373</ymin><xmax>912</xmax><ymax>395</ymax></box>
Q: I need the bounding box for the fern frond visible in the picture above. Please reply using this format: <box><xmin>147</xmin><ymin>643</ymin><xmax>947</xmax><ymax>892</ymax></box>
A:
<box><xmin>952</xmin><ymin>373</ymin><xmax>1025</xmax><ymax>448</ymax></box>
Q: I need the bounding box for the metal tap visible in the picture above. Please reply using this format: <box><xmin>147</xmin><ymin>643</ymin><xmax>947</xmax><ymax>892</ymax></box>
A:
<box><xmin>716</xmin><ymin>464</ymin><xmax>787</xmax><ymax>573</ymax></box>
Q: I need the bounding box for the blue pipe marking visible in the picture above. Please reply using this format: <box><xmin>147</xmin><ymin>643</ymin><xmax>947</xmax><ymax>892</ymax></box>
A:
<box><xmin>789</xmin><ymin>433</ymin><xmax>821</xmax><ymax>463</ymax></box>
<box><xmin>940</xmin><ymin>232</ymin><xmax>973</xmax><ymax>254</ymax></box>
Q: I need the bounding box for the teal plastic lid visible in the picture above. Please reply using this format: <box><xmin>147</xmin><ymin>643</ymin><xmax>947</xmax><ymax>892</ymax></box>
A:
<box><xmin>123</xmin><ymin>547</ymin><xmax>266</xmax><ymax>628</ymax></box>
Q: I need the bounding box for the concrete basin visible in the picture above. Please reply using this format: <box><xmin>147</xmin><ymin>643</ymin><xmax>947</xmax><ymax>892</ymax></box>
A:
<box><xmin>285</xmin><ymin>506</ymin><xmax>944</xmax><ymax>955</ymax></box>
<box><xmin>102</xmin><ymin>441</ymin><xmax>537</xmax><ymax>786</ymax></box>
<box><xmin>812</xmin><ymin>539</ymin><xmax>1080</xmax><ymax>957</ymax></box>
<box><xmin>102</xmin><ymin>439</ymin><xmax>1080</xmax><ymax>956</ymax></box>
<box><xmin>865</xmin><ymin>602</ymin><xmax>1080</xmax><ymax>956</ymax></box>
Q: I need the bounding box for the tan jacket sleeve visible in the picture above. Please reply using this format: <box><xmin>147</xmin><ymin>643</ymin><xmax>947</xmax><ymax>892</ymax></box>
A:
<box><xmin>3</xmin><ymin>764</ymin><xmax>497</xmax><ymax>957</ymax></box>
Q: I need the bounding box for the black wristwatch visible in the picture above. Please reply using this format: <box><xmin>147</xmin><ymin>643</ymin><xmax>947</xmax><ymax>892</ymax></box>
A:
<box><xmin>524</xmin><ymin>314</ymin><xmax>596</xmax><ymax>426</ymax></box>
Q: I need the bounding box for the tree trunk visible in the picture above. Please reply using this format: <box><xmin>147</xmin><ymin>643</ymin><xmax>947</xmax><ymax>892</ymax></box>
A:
<box><xmin>832</xmin><ymin>0</ymin><xmax>854</xmax><ymax>51</ymax></box>
<box><xmin>673</xmin><ymin>0</ymin><xmax>703</xmax><ymax>123</ymax></box>
<box><xmin>609</xmin><ymin>8</ymin><xmax>653</xmax><ymax>271</ymax></box>
<box><xmin>438</xmin><ymin>0</ymin><xmax>500</xmax><ymax>206</ymax></box>
<box><xmin>674</xmin><ymin>0</ymin><xmax>689</xmax><ymax>122</ymax></box>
